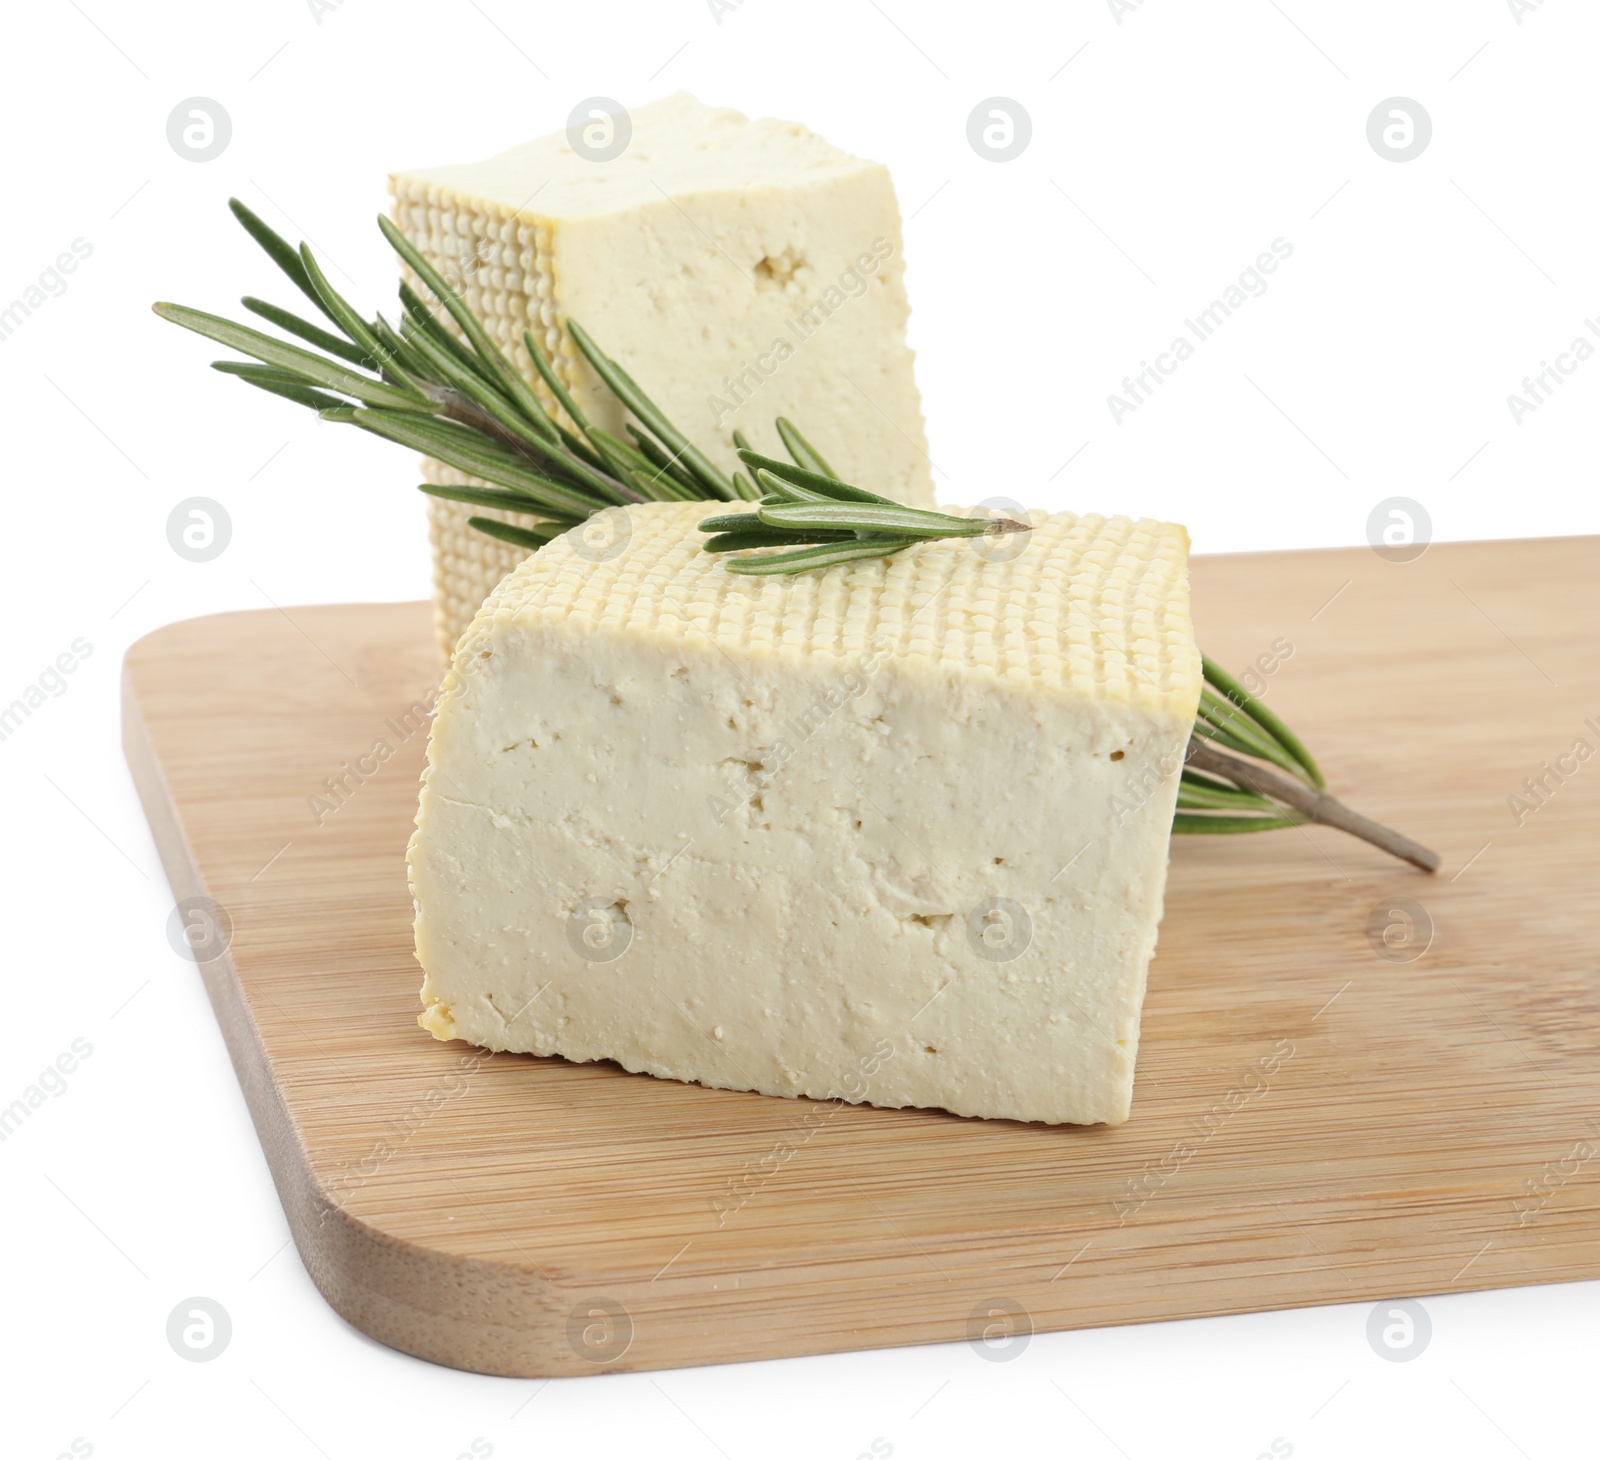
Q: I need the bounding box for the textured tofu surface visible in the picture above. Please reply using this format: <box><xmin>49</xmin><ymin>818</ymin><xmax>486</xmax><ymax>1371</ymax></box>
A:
<box><xmin>392</xmin><ymin>94</ymin><xmax>935</xmax><ymax>655</ymax></box>
<box><xmin>409</xmin><ymin>502</ymin><xmax>1201</xmax><ymax>1125</ymax></box>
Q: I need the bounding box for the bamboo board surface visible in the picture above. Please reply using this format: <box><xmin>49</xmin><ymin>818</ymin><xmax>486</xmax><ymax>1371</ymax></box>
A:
<box><xmin>122</xmin><ymin>536</ymin><xmax>1600</xmax><ymax>1376</ymax></box>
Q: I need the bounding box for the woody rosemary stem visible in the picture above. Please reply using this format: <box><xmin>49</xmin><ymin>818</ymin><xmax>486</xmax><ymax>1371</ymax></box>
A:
<box><xmin>1186</xmin><ymin>740</ymin><xmax>1441</xmax><ymax>874</ymax></box>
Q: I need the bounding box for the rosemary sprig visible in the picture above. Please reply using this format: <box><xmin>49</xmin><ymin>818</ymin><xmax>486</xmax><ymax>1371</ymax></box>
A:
<box><xmin>152</xmin><ymin>199</ymin><xmax>1437</xmax><ymax>871</ymax></box>
<box><xmin>155</xmin><ymin>200</ymin><xmax>1031</xmax><ymax>576</ymax></box>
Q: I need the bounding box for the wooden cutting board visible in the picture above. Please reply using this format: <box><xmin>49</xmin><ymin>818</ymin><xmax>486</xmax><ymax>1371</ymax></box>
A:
<box><xmin>122</xmin><ymin>536</ymin><xmax>1600</xmax><ymax>1377</ymax></box>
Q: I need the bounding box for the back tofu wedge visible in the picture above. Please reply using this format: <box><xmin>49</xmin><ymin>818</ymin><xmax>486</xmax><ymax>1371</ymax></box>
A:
<box><xmin>409</xmin><ymin>501</ymin><xmax>1201</xmax><ymax>1125</ymax></box>
<box><xmin>390</xmin><ymin>92</ymin><xmax>935</xmax><ymax>653</ymax></box>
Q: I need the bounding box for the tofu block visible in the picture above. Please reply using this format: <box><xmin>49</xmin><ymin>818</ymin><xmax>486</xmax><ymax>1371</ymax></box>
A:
<box><xmin>409</xmin><ymin>502</ymin><xmax>1201</xmax><ymax>1125</ymax></box>
<box><xmin>391</xmin><ymin>94</ymin><xmax>936</xmax><ymax>652</ymax></box>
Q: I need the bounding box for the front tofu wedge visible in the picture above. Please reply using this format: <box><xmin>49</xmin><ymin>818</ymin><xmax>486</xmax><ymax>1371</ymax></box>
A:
<box><xmin>409</xmin><ymin>502</ymin><xmax>1201</xmax><ymax>1125</ymax></box>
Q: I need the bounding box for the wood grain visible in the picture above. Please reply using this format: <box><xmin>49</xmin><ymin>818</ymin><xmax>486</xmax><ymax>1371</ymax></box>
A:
<box><xmin>121</xmin><ymin>537</ymin><xmax>1600</xmax><ymax>1376</ymax></box>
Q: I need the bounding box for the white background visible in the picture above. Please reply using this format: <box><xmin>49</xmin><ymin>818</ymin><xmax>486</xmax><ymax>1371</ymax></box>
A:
<box><xmin>2</xmin><ymin>0</ymin><xmax>1596</xmax><ymax>1456</ymax></box>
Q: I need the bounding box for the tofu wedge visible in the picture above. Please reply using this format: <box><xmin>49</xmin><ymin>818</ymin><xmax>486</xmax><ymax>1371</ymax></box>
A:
<box><xmin>391</xmin><ymin>93</ymin><xmax>934</xmax><ymax>652</ymax></box>
<box><xmin>409</xmin><ymin>502</ymin><xmax>1200</xmax><ymax>1125</ymax></box>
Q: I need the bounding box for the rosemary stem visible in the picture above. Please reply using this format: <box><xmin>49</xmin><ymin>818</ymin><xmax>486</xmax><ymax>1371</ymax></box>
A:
<box><xmin>1185</xmin><ymin>739</ymin><xmax>1440</xmax><ymax>874</ymax></box>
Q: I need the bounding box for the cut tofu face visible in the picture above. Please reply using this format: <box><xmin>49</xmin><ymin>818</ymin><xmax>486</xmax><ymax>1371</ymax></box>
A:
<box><xmin>408</xmin><ymin>503</ymin><xmax>1201</xmax><ymax>1125</ymax></box>
<box><xmin>392</xmin><ymin>92</ymin><xmax>932</xmax><ymax>505</ymax></box>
